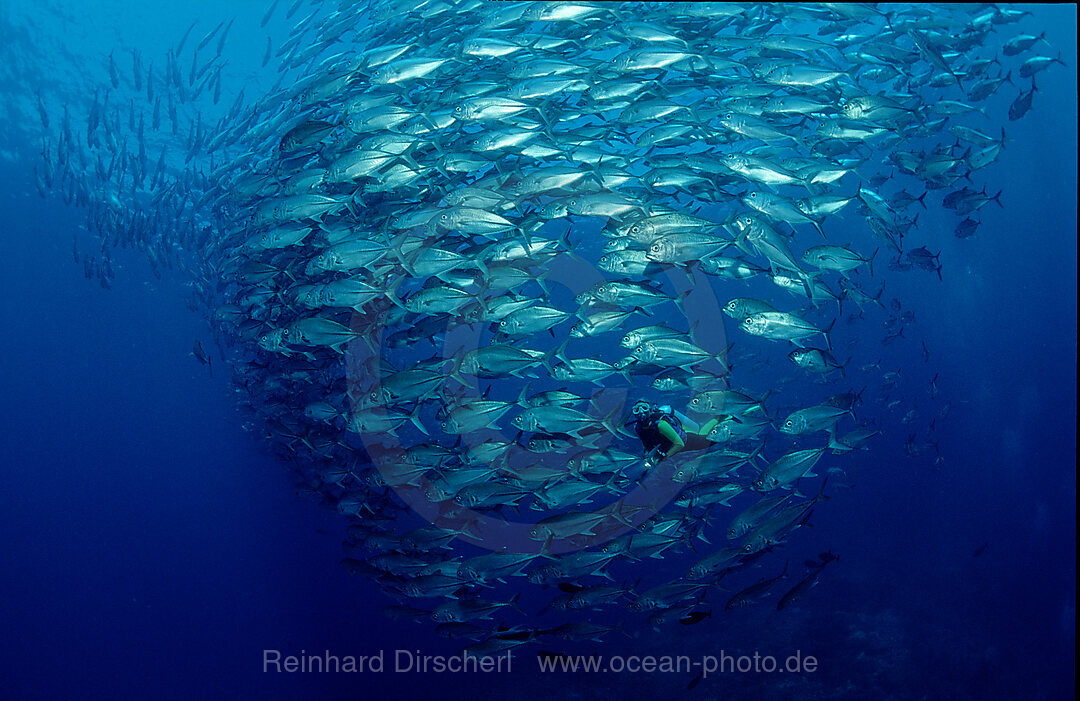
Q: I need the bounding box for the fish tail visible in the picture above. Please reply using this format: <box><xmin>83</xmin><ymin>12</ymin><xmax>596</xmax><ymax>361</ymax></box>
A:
<box><xmin>814</xmin><ymin>475</ymin><xmax>830</xmax><ymax>502</ymax></box>
<box><xmin>599</xmin><ymin>405</ymin><xmax>623</xmax><ymax>438</ymax></box>
<box><xmin>822</xmin><ymin>317</ymin><xmax>836</xmax><ymax>351</ymax></box>
<box><xmin>446</xmin><ymin>347</ymin><xmax>467</xmax><ymax>386</ymax></box>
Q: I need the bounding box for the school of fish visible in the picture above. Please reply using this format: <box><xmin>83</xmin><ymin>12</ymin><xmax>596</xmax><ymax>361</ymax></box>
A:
<box><xmin>27</xmin><ymin>1</ymin><xmax>1064</xmax><ymax>654</ymax></box>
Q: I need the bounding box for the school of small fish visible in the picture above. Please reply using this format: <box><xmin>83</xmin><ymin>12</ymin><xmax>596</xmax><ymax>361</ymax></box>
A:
<box><xmin>28</xmin><ymin>1</ymin><xmax>1063</xmax><ymax>654</ymax></box>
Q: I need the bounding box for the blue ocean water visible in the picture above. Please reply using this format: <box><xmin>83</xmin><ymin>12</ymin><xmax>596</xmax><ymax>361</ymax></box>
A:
<box><xmin>0</xmin><ymin>3</ymin><xmax>1075</xmax><ymax>700</ymax></box>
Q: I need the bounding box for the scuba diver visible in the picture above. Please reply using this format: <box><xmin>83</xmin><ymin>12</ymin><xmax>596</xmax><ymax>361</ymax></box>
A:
<box><xmin>628</xmin><ymin>400</ymin><xmax>723</xmax><ymax>466</ymax></box>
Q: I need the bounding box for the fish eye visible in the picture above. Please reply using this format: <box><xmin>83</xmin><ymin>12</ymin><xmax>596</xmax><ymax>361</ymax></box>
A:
<box><xmin>281</xmin><ymin>329</ymin><xmax>289</xmax><ymax>335</ymax></box>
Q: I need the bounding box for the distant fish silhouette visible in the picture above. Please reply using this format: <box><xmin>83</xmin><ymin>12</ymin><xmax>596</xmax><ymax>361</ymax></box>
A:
<box><xmin>972</xmin><ymin>541</ymin><xmax>990</xmax><ymax>558</ymax></box>
<box><xmin>678</xmin><ymin>610</ymin><xmax>711</xmax><ymax>625</ymax></box>
<box><xmin>191</xmin><ymin>339</ymin><xmax>212</xmax><ymax>376</ymax></box>
<box><xmin>804</xmin><ymin>551</ymin><xmax>840</xmax><ymax>569</ymax></box>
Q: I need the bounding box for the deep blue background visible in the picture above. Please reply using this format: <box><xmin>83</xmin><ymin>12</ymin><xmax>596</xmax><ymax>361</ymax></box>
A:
<box><xmin>0</xmin><ymin>3</ymin><xmax>1074</xmax><ymax>700</ymax></box>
